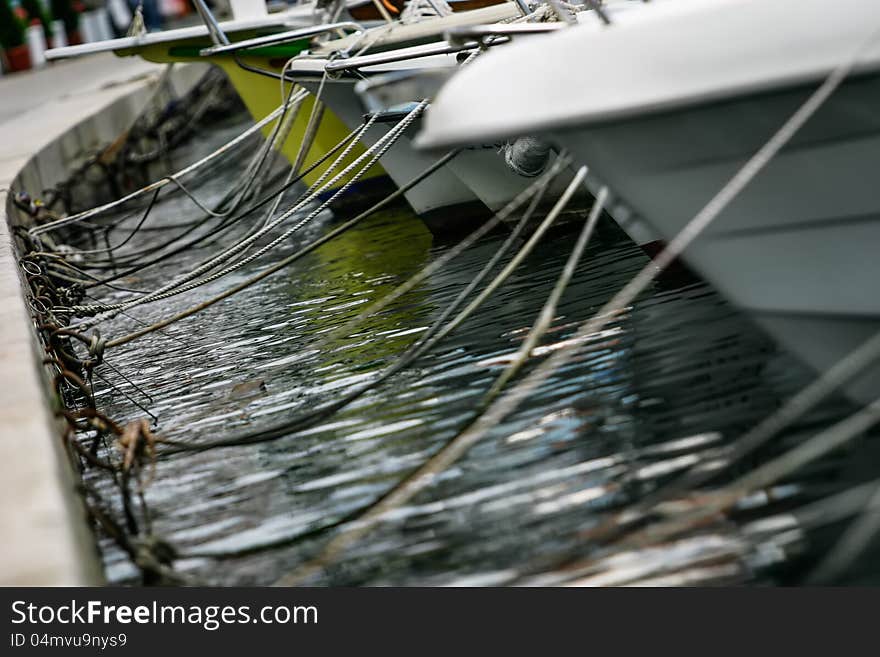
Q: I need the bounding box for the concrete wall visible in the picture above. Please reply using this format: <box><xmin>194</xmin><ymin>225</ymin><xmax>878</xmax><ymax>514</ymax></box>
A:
<box><xmin>0</xmin><ymin>57</ymin><xmax>209</xmax><ymax>585</ymax></box>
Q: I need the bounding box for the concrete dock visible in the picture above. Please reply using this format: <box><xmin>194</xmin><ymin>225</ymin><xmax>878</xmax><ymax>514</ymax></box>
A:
<box><xmin>0</xmin><ymin>54</ymin><xmax>204</xmax><ymax>585</ymax></box>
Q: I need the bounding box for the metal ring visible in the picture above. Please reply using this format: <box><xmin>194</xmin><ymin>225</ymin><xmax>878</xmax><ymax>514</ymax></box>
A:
<box><xmin>20</xmin><ymin>260</ymin><xmax>42</xmax><ymax>276</ymax></box>
<box><xmin>28</xmin><ymin>296</ymin><xmax>49</xmax><ymax>314</ymax></box>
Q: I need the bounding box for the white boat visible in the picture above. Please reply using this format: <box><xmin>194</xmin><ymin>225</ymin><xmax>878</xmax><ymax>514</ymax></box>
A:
<box><xmin>285</xmin><ymin>2</ymin><xmax>587</xmax><ymax>232</ymax></box>
<box><xmin>417</xmin><ymin>0</ymin><xmax>880</xmax><ymax>402</ymax></box>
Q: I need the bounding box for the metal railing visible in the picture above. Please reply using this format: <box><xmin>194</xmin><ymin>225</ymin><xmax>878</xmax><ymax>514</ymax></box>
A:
<box><xmin>444</xmin><ymin>23</ymin><xmax>565</xmax><ymax>47</ymax></box>
<box><xmin>199</xmin><ymin>22</ymin><xmax>365</xmax><ymax>57</ymax></box>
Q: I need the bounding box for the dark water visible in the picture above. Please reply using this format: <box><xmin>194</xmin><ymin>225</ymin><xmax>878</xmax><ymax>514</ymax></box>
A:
<box><xmin>77</xmin><ymin>115</ymin><xmax>880</xmax><ymax>586</ymax></box>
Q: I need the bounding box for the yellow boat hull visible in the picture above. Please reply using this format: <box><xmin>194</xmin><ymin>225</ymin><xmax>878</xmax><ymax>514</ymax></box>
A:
<box><xmin>121</xmin><ymin>43</ymin><xmax>387</xmax><ymax>194</ymax></box>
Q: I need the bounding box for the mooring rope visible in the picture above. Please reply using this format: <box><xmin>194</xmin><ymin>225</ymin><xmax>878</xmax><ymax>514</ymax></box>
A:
<box><xmin>254</xmin><ymin>68</ymin><xmax>319</xmax><ymax>236</ymax></box>
<box><xmin>482</xmin><ymin>178</ymin><xmax>603</xmax><ymax>402</ymax></box>
<box><xmin>29</xmin><ymin>100</ymin><xmax>295</xmax><ymax>237</ymax></box>
<box><xmin>36</xmin><ymin>79</ymin><xmax>303</xmax><ymax>264</ymax></box>
<box><xmin>594</xmin><ymin>397</ymin><xmax>880</xmax><ymax>561</ymax></box>
<box><xmin>71</xmin><ymin>102</ymin><xmax>424</xmax><ymax>320</ymax></box>
<box><xmin>73</xmin><ymin>124</ymin><xmax>364</xmax><ymax>291</ymax></box>
<box><xmin>313</xmin><ymin>154</ymin><xmax>573</xmax><ymax>351</ymax></box>
<box><xmin>271</xmin><ymin>20</ymin><xmax>879</xmax><ymax>583</ymax></box>
<box><xmin>157</xmin><ymin>153</ymin><xmax>569</xmax><ymax>454</ymax></box>
<box><xmin>805</xmin><ymin>478</ymin><xmax>880</xmax><ymax>584</ymax></box>
<box><xmin>275</xmin><ymin>167</ymin><xmax>597</xmax><ymax>585</ymax></box>
<box><xmin>71</xmin><ymin>106</ymin><xmax>390</xmax><ymax>314</ymax></box>
<box><xmin>62</xmin><ymin>121</ymin><xmax>372</xmax><ymax>316</ymax></box>
<box><xmin>611</xmin><ymin>329</ymin><xmax>880</xmax><ymax>528</ymax></box>
<box><xmin>105</xmin><ymin>148</ymin><xmax>463</xmax><ymax>351</ymax></box>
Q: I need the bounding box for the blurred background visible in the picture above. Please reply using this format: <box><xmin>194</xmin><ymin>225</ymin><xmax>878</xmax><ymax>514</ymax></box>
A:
<box><xmin>0</xmin><ymin>0</ymin><xmax>299</xmax><ymax>74</ymax></box>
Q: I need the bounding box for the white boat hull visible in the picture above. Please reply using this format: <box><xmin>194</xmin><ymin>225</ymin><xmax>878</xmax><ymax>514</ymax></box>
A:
<box><xmin>306</xmin><ymin>80</ymin><xmax>580</xmax><ymax>231</ymax></box>
<box><xmin>304</xmin><ymin>80</ymin><xmax>482</xmax><ymax>220</ymax></box>
<box><xmin>558</xmin><ymin>73</ymin><xmax>880</xmax><ymax>402</ymax></box>
<box><xmin>417</xmin><ymin>0</ymin><xmax>880</xmax><ymax>401</ymax></box>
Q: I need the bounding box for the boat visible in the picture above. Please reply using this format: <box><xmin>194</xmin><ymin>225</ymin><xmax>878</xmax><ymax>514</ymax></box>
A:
<box><xmin>315</xmin><ymin>0</ymin><xmax>649</xmax><ymax>233</ymax></box>
<box><xmin>417</xmin><ymin>0</ymin><xmax>880</xmax><ymax>402</ymax></box>
<box><xmin>282</xmin><ymin>2</ymin><xmax>558</xmax><ymax>231</ymax></box>
<box><xmin>45</xmin><ymin>4</ymin><xmax>395</xmax><ymax>208</ymax></box>
<box><xmin>282</xmin><ymin>1</ymin><xmax>597</xmax><ymax>233</ymax></box>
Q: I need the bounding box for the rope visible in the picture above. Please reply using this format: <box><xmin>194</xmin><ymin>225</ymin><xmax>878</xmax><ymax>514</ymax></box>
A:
<box><xmin>355</xmin><ymin>18</ymin><xmax>871</xmax><ymax>519</ymax></box>
<box><xmin>276</xmin><ymin>167</ymin><xmax>596</xmax><ymax>585</ymax></box>
<box><xmin>806</xmin><ymin>479</ymin><xmax>880</xmax><ymax>584</ymax></box>
<box><xmin>30</xmin><ymin>100</ymin><xmax>294</xmax><ymax>237</ymax></box>
<box><xmin>76</xmin><ymin>125</ymin><xmax>363</xmax><ymax>291</ymax></box>
<box><xmin>106</xmin><ymin>148</ymin><xmax>462</xmax><ymax>351</ymax></box>
<box><xmin>313</xmin><ymin>153</ymin><xmax>573</xmax><ymax>350</ymax></box>
<box><xmin>72</xmin><ymin>102</ymin><xmax>424</xmax><ymax>319</ymax></box>
<box><xmin>276</xmin><ymin>18</ymin><xmax>877</xmax><ymax>583</ymax></box>
<box><xmin>158</xmin><ymin>153</ymin><xmax>568</xmax><ymax>454</ymax></box>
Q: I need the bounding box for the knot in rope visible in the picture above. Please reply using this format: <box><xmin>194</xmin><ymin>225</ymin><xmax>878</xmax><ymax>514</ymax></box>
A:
<box><xmin>59</xmin><ymin>284</ymin><xmax>85</xmax><ymax>307</ymax></box>
<box><xmin>88</xmin><ymin>330</ymin><xmax>106</xmax><ymax>365</ymax></box>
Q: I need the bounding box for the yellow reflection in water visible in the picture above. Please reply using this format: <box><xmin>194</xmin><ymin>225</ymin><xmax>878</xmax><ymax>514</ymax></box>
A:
<box><xmin>294</xmin><ymin>205</ymin><xmax>434</xmax><ymax>366</ymax></box>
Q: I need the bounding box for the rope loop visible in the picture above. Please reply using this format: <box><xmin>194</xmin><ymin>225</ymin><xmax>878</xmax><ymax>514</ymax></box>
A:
<box><xmin>19</xmin><ymin>258</ymin><xmax>42</xmax><ymax>276</ymax></box>
<box><xmin>88</xmin><ymin>330</ymin><xmax>106</xmax><ymax>365</ymax></box>
<box><xmin>28</xmin><ymin>295</ymin><xmax>50</xmax><ymax>314</ymax></box>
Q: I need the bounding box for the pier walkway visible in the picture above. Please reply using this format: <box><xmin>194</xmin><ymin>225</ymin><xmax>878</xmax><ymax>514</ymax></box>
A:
<box><xmin>0</xmin><ymin>54</ymin><xmax>188</xmax><ymax>585</ymax></box>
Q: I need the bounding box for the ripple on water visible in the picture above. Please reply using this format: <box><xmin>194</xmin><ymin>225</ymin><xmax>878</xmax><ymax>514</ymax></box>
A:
<box><xmin>78</xmin><ymin>116</ymin><xmax>880</xmax><ymax>586</ymax></box>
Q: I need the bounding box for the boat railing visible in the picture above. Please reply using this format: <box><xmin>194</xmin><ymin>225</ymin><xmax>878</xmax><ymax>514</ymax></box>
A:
<box><xmin>323</xmin><ymin>20</ymin><xmax>565</xmax><ymax>76</ymax></box>
<box><xmin>443</xmin><ymin>23</ymin><xmax>565</xmax><ymax>47</ymax></box>
<box><xmin>324</xmin><ymin>40</ymin><xmax>477</xmax><ymax>75</ymax></box>
<box><xmin>199</xmin><ymin>22</ymin><xmax>366</xmax><ymax>57</ymax></box>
